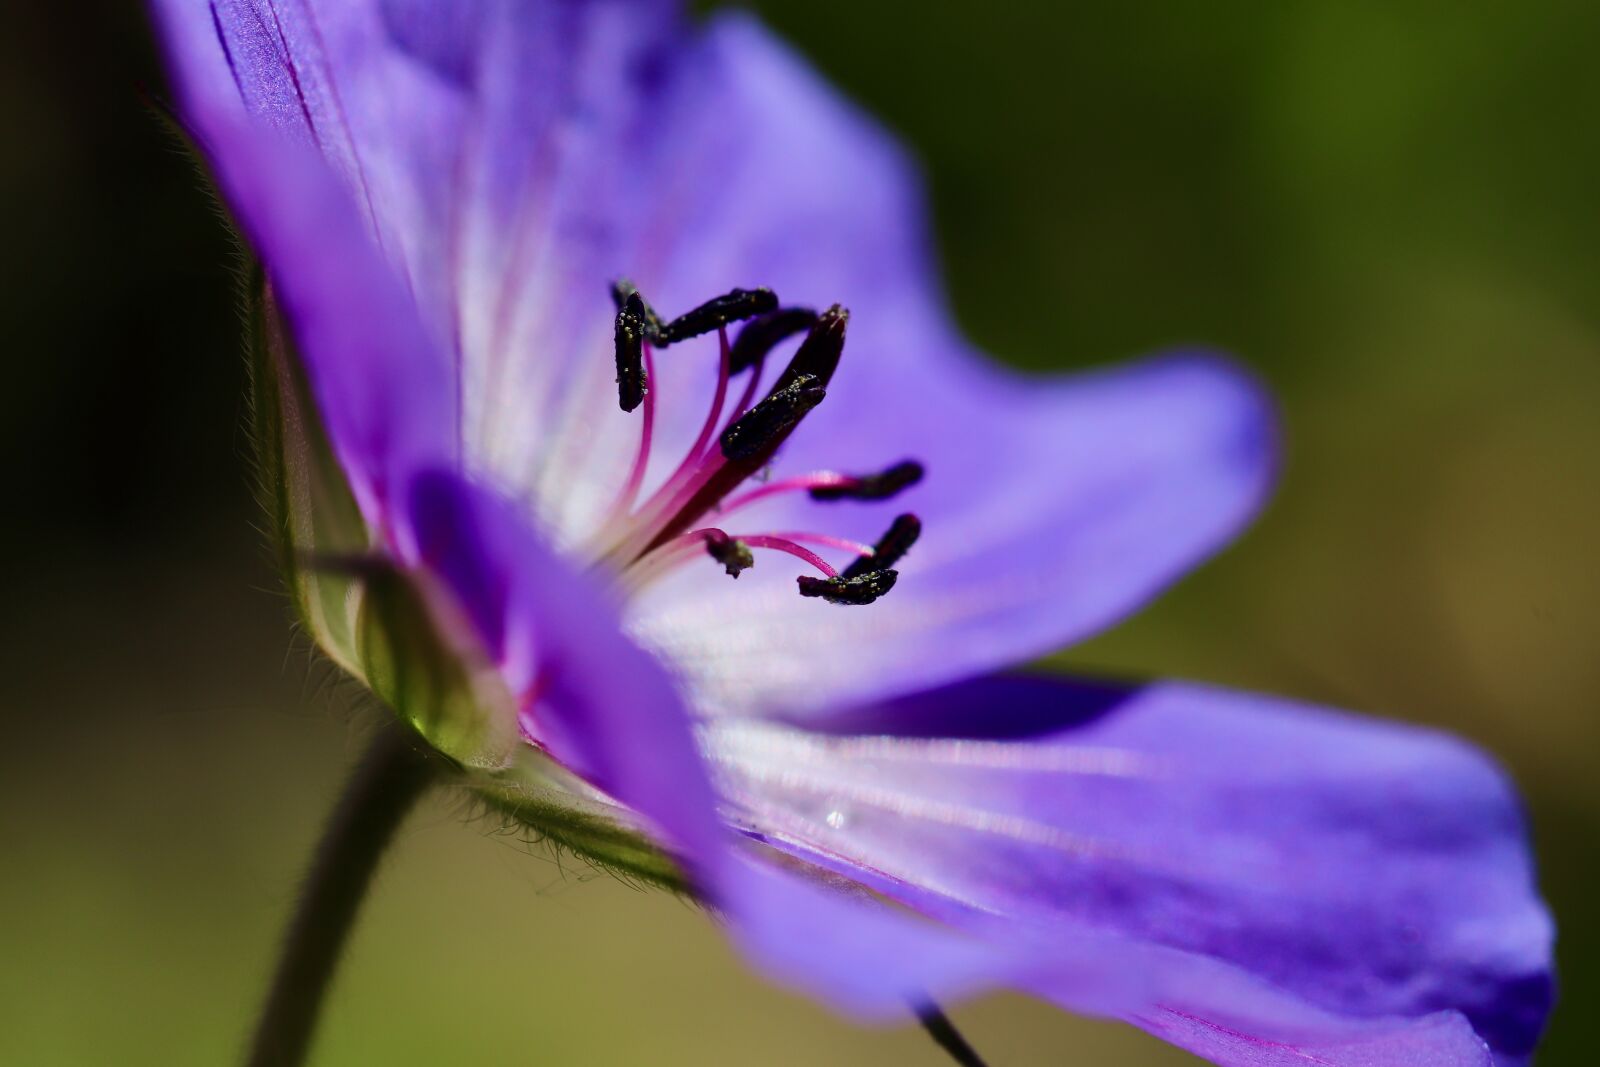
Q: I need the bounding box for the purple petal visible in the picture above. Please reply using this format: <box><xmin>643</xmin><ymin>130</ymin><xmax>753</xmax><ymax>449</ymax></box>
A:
<box><xmin>720</xmin><ymin>848</ymin><xmax>1496</xmax><ymax>1067</ymax></box>
<box><xmin>152</xmin><ymin>1</ymin><xmax>459</xmax><ymax>529</ymax></box>
<box><xmin>401</xmin><ymin>466</ymin><xmax>724</xmax><ymax>866</ymax></box>
<box><xmin>194</xmin><ymin>114</ymin><xmax>457</xmax><ymax>531</ymax></box>
<box><xmin>154</xmin><ymin>0</ymin><xmax>493</xmax><ymax>342</ymax></box>
<box><xmin>705</xmin><ymin>676</ymin><xmax>1552</xmax><ymax>1062</ymax></box>
<box><xmin>1142</xmin><ymin>1006</ymin><xmax>1491</xmax><ymax>1067</ymax></box>
<box><xmin>148</xmin><ymin>0</ymin><xmax>250</xmax><ymax>123</ymax></box>
<box><xmin>153</xmin><ymin>0</ymin><xmax>693</xmax><ymax>505</ymax></box>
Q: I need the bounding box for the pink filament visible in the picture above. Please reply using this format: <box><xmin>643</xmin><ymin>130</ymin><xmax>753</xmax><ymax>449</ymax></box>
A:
<box><xmin>717</xmin><ymin>472</ymin><xmax>857</xmax><ymax>516</ymax></box>
<box><xmin>725</xmin><ymin>347</ymin><xmax>768</xmax><ymax>425</ymax></box>
<box><xmin>602</xmin><ymin>432</ymin><xmax>723</xmax><ymax>565</ymax></box>
<box><xmin>654</xmin><ymin>326</ymin><xmax>732</xmax><ymax>501</ymax></box>
<box><xmin>762</xmin><ymin>531</ymin><xmax>876</xmax><ymax>558</ymax></box>
<box><xmin>740</xmin><ymin>535</ymin><xmax>839</xmax><ymax>577</ymax></box>
<box><xmin>609</xmin><ymin>337</ymin><xmax>789</xmax><ymax>562</ymax></box>
<box><xmin>624</xmin><ymin>526</ymin><xmax>858</xmax><ymax>596</ymax></box>
<box><xmin>602</xmin><ymin>329</ymin><xmax>735</xmax><ymax>560</ymax></box>
<box><xmin>685</xmin><ymin>326</ymin><xmax>733</xmax><ymax>463</ymax></box>
<box><xmin>607</xmin><ymin>343</ymin><xmax>658</xmax><ymax>519</ymax></box>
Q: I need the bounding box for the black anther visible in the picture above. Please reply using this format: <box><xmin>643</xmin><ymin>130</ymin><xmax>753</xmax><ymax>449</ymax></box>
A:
<box><xmin>772</xmin><ymin>304</ymin><xmax>847</xmax><ymax>393</ymax></box>
<box><xmin>610</xmin><ymin>279</ymin><xmax>664</xmax><ymax>336</ymax></box>
<box><xmin>704</xmin><ymin>531</ymin><xmax>755</xmax><ymax>578</ymax></box>
<box><xmin>613</xmin><ymin>290</ymin><xmax>650</xmax><ymax>412</ymax></box>
<box><xmin>729</xmin><ymin>307</ymin><xmax>819</xmax><ymax>374</ymax></box>
<box><xmin>658</xmin><ymin>287</ymin><xmax>778</xmax><ymax>345</ymax></box>
<box><xmin>842</xmin><ymin>513</ymin><xmax>921</xmax><ymax>579</ymax></box>
<box><xmin>809</xmin><ymin>460</ymin><xmax>925</xmax><ymax>502</ymax></box>
<box><xmin>796</xmin><ymin>569</ymin><xmax>899</xmax><ymax>605</ymax></box>
<box><xmin>719</xmin><ymin>373</ymin><xmax>826</xmax><ymax>461</ymax></box>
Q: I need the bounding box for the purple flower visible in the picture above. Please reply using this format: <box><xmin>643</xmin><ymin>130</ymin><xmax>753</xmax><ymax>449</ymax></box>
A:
<box><xmin>152</xmin><ymin>2</ymin><xmax>1553</xmax><ymax>1063</ymax></box>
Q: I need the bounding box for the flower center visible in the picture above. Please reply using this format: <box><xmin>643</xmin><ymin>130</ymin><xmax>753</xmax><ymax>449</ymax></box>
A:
<box><xmin>593</xmin><ymin>282</ymin><xmax>922</xmax><ymax>605</ymax></box>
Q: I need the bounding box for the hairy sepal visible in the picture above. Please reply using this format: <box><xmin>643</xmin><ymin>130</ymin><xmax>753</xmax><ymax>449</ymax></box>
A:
<box><xmin>248</xmin><ymin>278</ymin><xmax>369</xmax><ymax>672</ymax></box>
<box><xmin>355</xmin><ymin>565</ymin><xmax>522</xmax><ymax>771</ymax></box>
<box><xmin>470</xmin><ymin>752</ymin><xmax>689</xmax><ymax>894</ymax></box>
<box><xmin>252</xmin><ymin>281</ymin><xmax>519</xmax><ymax>770</ymax></box>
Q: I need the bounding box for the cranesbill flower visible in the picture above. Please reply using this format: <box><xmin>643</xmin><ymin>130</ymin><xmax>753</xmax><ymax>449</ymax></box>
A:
<box><xmin>152</xmin><ymin>2</ymin><xmax>1553</xmax><ymax>1064</ymax></box>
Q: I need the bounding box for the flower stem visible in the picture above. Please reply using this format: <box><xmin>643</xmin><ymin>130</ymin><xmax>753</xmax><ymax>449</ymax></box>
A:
<box><xmin>245</xmin><ymin>722</ymin><xmax>439</xmax><ymax>1067</ymax></box>
<box><xmin>916</xmin><ymin>1002</ymin><xmax>990</xmax><ymax>1067</ymax></box>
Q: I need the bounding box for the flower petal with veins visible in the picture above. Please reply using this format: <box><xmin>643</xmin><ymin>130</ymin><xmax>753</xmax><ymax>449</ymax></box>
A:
<box><xmin>709</xmin><ymin>676</ymin><xmax>1552</xmax><ymax>1063</ymax></box>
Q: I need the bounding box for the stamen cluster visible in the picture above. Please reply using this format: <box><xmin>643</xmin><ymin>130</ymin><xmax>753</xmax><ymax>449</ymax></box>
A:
<box><xmin>600</xmin><ymin>282</ymin><xmax>923</xmax><ymax>605</ymax></box>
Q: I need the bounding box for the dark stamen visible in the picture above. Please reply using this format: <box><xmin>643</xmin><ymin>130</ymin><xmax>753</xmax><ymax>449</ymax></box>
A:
<box><xmin>729</xmin><ymin>307</ymin><xmax>819</xmax><ymax>374</ymax></box>
<box><xmin>809</xmin><ymin>460</ymin><xmax>925</xmax><ymax>502</ymax></box>
<box><xmin>720</xmin><ymin>373</ymin><xmax>826</xmax><ymax>461</ymax></box>
<box><xmin>637</xmin><ymin>305</ymin><xmax>850</xmax><ymax>557</ymax></box>
<box><xmin>797</xmin><ymin>569</ymin><xmax>899</xmax><ymax>605</ymax></box>
<box><xmin>771</xmin><ymin>304</ymin><xmax>847</xmax><ymax>393</ymax></box>
<box><xmin>608</xmin><ymin>278</ymin><xmax>634</xmax><ymax>309</ymax></box>
<box><xmin>658</xmin><ymin>287</ymin><xmax>778</xmax><ymax>345</ymax></box>
<box><xmin>842</xmin><ymin>513</ymin><xmax>921</xmax><ymax>579</ymax></box>
<box><xmin>703</xmin><ymin>531</ymin><xmax>755</xmax><ymax>578</ymax></box>
<box><xmin>610</xmin><ymin>278</ymin><xmax>664</xmax><ymax>337</ymax></box>
<box><xmin>613</xmin><ymin>290</ymin><xmax>650</xmax><ymax>412</ymax></box>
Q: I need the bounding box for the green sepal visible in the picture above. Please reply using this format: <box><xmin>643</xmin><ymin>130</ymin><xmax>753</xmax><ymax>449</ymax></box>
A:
<box><xmin>356</xmin><ymin>565</ymin><xmax>521</xmax><ymax>772</ymax></box>
<box><xmin>249</xmin><ymin>277</ymin><xmax>519</xmax><ymax>769</ymax></box>
<box><xmin>469</xmin><ymin>752</ymin><xmax>688</xmax><ymax>894</ymax></box>
<box><xmin>247</xmin><ymin>274</ymin><xmax>370</xmax><ymax>672</ymax></box>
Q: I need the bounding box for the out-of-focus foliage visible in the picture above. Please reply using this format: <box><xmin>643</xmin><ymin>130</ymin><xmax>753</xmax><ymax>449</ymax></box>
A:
<box><xmin>1</xmin><ymin>1</ymin><xmax>1595</xmax><ymax>1063</ymax></box>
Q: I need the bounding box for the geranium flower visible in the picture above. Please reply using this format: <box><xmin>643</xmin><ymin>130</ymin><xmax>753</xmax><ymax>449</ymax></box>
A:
<box><xmin>152</xmin><ymin>2</ymin><xmax>1553</xmax><ymax>1064</ymax></box>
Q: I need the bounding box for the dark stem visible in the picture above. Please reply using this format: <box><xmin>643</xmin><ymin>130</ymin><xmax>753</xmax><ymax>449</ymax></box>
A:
<box><xmin>916</xmin><ymin>1002</ymin><xmax>991</xmax><ymax>1067</ymax></box>
<box><xmin>245</xmin><ymin>722</ymin><xmax>439</xmax><ymax>1067</ymax></box>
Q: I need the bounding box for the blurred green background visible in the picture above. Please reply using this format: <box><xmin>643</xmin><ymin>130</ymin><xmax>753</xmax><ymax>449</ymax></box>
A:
<box><xmin>2</xmin><ymin>1</ymin><xmax>1596</xmax><ymax>1063</ymax></box>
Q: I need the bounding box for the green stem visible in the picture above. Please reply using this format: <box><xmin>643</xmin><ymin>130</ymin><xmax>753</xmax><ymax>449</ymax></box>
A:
<box><xmin>245</xmin><ymin>722</ymin><xmax>439</xmax><ymax>1067</ymax></box>
<box><xmin>917</xmin><ymin>1002</ymin><xmax>990</xmax><ymax>1067</ymax></box>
